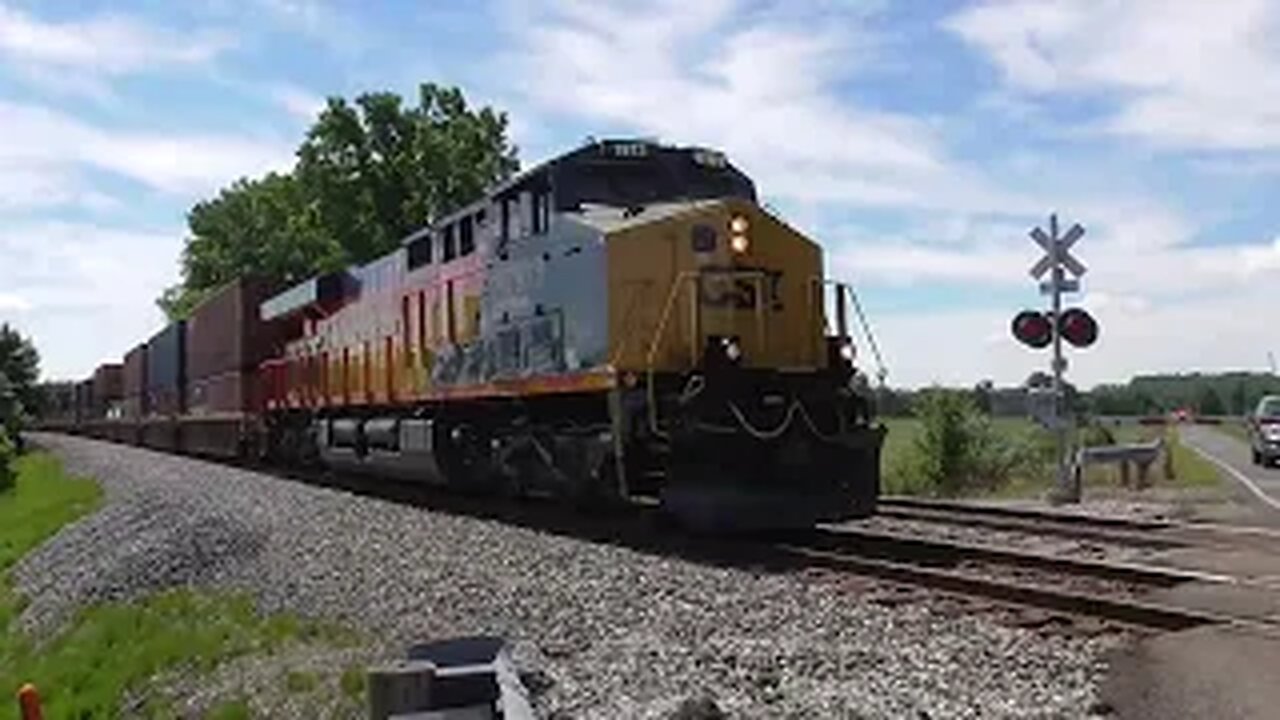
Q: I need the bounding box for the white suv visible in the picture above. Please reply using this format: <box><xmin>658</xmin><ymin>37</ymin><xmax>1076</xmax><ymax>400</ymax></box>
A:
<box><xmin>1249</xmin><ymin>395</ymin><xmax>1280</xmax><ymax>467</ymax></box>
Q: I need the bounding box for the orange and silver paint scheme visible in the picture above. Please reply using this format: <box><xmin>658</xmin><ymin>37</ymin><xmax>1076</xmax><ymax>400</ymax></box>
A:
<box><xmin>254</xmin><ymin>138</ymin><xmax>884</xmax><ymax>530</ymax></box>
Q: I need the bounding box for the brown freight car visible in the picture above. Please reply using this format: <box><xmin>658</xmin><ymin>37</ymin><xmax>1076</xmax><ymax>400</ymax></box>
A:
<box><xmin>186</xmin><ymin>276</ymin><xmax>284</xmax><ymax>385</ymax></box>
<box><xmin>122</xmin><ymin>343</ymin><xmax>148</xmax><ymax>419</ymax></box>
<box><xmin>180</xmin><ymin>277</ymin><xmax>286</xmax><ymax>458</ymax></box>
<box><xmin>91</xmin><ymin>363</ymin><xmax>123</xmax><ymax>411</ymax></box>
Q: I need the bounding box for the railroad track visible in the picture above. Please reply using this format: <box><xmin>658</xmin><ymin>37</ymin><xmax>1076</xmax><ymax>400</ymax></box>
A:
<box><xmin>877</xmin><ymin>496</ymin><xmax>1280</xmax><ymax>551</ymax></box>
<box><xmin>34</xmin><ymin>435</ymin><xmax>1280</xmax><ymax>633</ymax></box>
<box><xmin>778</xmin><ymin>525</ymin><xmax>1254</xmax><ymax>632</ymax></box>
<box><xmin>879</xmin><ymin>496</ymin><xmax>1175</xmax><ymax>530</ymax></box>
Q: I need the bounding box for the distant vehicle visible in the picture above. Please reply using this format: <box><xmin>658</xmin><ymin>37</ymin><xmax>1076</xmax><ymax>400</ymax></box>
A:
<box><xmin>1249</xmin><ymin>395</ymin><xmax>1280</xmax><ymax>467</ymax></box>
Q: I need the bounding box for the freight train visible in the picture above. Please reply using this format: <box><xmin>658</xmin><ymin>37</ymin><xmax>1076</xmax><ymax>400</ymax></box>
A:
<box><xmin>37</xmin><ymin>138</ymin><xmax>886</xmax><ymax>530</ymax></box>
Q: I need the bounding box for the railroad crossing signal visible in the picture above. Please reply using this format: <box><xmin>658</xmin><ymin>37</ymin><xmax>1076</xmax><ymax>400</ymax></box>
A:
<box><xmin>1018</xmin><ymin>213</ymin><xmax>1096</xmax><ymax>505</ymax></box>
<box><xmin>1011</xmin><ymin>310</ymin><xmax>1052</xmax><ymax>349</ymax></box>
<box><xmin>1058</xmin><ymin>307</ymin><xmax>1099</xmax><ymax>348</ymax></box>
<box><xmin>1015</xmin><ymin>307</ymin><xmax>1099</xmax><ymax>350</ymax></box>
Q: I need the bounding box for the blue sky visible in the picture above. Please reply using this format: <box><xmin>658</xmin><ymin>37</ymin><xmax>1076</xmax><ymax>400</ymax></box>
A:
<box><xmin>1</xmin><ymin>0</ymin><xmax>1278</xmax><ymax>388</ymax></box>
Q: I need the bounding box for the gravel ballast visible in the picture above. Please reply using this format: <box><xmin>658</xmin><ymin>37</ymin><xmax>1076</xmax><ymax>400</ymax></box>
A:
<box><xmin>17</xmin><ymin>433</ymin><xmax>1126</xmax><ymax>718</ymax></box>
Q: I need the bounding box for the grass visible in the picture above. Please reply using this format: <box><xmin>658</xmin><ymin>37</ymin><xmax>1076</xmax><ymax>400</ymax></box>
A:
<box><xmin>284</xmin><ymin>669</ymin><xmax>320</xmax><ymax>694</ymax></box>
<box><xmin>206</xmin><ymin>698</ymin><xmax>252</xmax><ymax>720</ymax></box>
<box><xmin>1209</xmin><ymin>420</ymin><xmax>1252</xmax><ymax>445</ymax></box>
<box><xmin>0</xmin><ymin>451</ymin><xmax>360</xmax><ymax>720</ymax></box>
<box><xmin>0</xmin><ymin>453</ymin><xmax>102</xmax><ymax>574</ymax></box>
<box><xmin>881</xmin><ymin>416</ymin><xmax>1055</xmax><ymax>496</ymax></box>
<box><xmin>1168</xmin><ymin>428</ymin><xmax>1227</xmax><ymax>487</ymax></box>
<box><xmin>339</xmin><ymin>666</ymin><xmax>367</xmax><ymax>701</ymax></box>
<box><xmin>879</xmin><ymin>417</ymin><xmax>922</xmax><ymax>495</ymax></box>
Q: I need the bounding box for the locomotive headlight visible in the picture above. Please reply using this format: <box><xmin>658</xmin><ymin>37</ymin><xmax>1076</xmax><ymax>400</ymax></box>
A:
<box><xmin>730</xmin><ymin>234</ymin><xmax>750</xmax><ymax>254</ymax></box>
<box><xmin>839</xmin><ymin>340</ymin><xmax>856</xmax><ymax>362</ymax></box>
<box><xmin>729</xmin><ymin>215</ymin><xmax>749</xmax><ymax>234</ymax></box>
<box><xmin>722</xmin><ymin>336</ymin><xmax>742</xmax><ymax>363</ymax></box>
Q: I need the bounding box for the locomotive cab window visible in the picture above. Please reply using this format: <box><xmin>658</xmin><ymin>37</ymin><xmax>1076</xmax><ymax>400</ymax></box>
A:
<box><xmin>532</xmin><ymin>191</ymin><xmax>551</xmax><ymax>234</ymax></box>
<box><xmin>501</xmin><ymin>196</ymin><xmax>518</xmax><ymax>242</ymax></box>
<box><xmin>443</xmin><ymin>223</ymin><xmax>457</xmax><ymax>262</ymax></box>
<box><xmin>459</xmin><ymin>215</ymin><xmax>475</xmax><ymax>256</ymax></box>
<box><xmin>407</xmin><ymin>234</ymin><xmax>432</xmax><ymax>269</ymax></box>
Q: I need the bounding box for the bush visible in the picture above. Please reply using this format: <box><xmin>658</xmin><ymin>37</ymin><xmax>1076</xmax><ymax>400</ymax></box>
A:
<box><xmin>1078</xmin><ymin>421</ymin><xmax>1116</xmax><ymax>448</ymax></box>
<box><xmin>0</xmin><ymin>427</ymin><xmax>15</xmax><ymax>491</ymax></box>
<box><xmin>910</xmin><ymin>389</ymin><xmax>1057</xmax><ymax>495</ymax></box>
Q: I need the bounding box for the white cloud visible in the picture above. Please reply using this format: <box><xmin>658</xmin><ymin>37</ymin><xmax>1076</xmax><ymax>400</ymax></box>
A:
<box><xmin>832</xmin><ymin>209</ymin><xmax>1277</xmax><ymax>298</ymax></box>
<box><xmin>507</xmin><ymin>0</ymin><xmax>1026</xmax><ymax>213</ymax></box>
<box><xmin>247</xmin><ymin>0</ymin><xmax>365</xmax><ymax>52</ymax></box>
<box><xmin>0</xmin><ymin>101</ymin><xmax>293</xmax><ymax>197</ymax></box>
<box><xmin>835</xmin><ymin>219</ymin><xmax>1279</xmax><ymax>388</ymax></box>
<box><xmin>0</xmin><ymin>3</ymin><xmax>230</xmax><ymax>77</ymax></box>
<box><xmin>873</xmin><ymin>285</ymin><xmax>1275</xmax><ymax>388</ymax></box>
<box><xmin>253</xmin><ymin>0</ymin><xmax>330</xmax><ymax>33</ymax></box>
<box><xmin>503</xmin><ymin>0</ymin><xmax>1278</xmax><ymax>386</ymax></box>
<box><xmin>269</xmin><ymin>84</ymin><xmax>326</xmax><ymax>122</ymax></box>
<box><xmin>0</xmin><ymin>292</ymin><xmax>30</xmax><ymax>312</ymax></box>
<box><xmin>0</xmin><ymin>221</ymin><xmax>180</xmax><ymax>380</ymax></box>
<box><xmin>946</xmin><ymin>0</ymin><xmax>1280</xmax><ymax>150</ymax></box>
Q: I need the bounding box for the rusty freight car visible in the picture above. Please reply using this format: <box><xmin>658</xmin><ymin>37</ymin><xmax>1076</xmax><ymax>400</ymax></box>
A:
<box><xmin>183</xmin><ymin>277</ymin><xmax>288</xmax><ymax>457</ymax></box>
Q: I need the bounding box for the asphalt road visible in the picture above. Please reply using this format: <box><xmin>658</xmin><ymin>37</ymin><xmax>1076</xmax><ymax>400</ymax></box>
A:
<box><xmin>1178</xmin><ymin>424</ymin><xmax>1280</xmax><ymax>516</ymax></box>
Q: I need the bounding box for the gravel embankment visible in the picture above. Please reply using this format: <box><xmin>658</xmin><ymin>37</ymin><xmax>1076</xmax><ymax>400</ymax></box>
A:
<box><xmin>17</xmin><ymin>433</ymin><xmax>1126</xmax><ymax>719</ymax></box>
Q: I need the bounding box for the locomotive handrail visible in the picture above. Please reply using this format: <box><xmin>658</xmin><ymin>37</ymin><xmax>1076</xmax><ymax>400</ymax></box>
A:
<box><xmin>810</xmin><ymin>276</ymin><xmax>889</xmax><ymax>387</ymax></box>
<box><xmin>645</xmin><ymin>271</ymin><xmax>698</xmax><ymax>438</ymax></box>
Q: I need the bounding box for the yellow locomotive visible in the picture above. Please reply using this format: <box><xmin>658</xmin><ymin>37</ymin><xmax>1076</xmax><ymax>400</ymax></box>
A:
<box><xmin>260</xmin><ymin>138</ymin><xmax>886</xmax><ymax>529</ymax></box>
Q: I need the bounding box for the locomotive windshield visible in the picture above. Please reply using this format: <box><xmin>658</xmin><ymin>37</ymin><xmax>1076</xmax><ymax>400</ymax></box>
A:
<box><xmin>552</xmin><ymin>143</ymin><xmax>757</xmax><ymax>210</ymax></box>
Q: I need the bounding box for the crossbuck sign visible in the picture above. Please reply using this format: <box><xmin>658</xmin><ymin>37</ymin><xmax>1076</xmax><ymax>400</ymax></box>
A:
<box><xmin>1029</xmin><ymin>217</ymin><xmax>1087</xmax><ymax>294</ymax></box>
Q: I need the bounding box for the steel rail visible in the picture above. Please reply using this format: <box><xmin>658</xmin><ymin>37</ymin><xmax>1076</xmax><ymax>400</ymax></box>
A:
<box><xmin>781</xmin><ymin>543</ymin><xmax>1228</xmax><ymax>632</ymax></box>
<box><xmin>873</xmin><ymin>504</ymin><xmax>1187</xmax><ymax>549</ymax></box>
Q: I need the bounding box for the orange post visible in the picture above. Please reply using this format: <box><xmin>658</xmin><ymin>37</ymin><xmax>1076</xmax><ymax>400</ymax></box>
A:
<box><xmin>17</xmin><ymin>683</ymin><xmax>43</xmax><ymax>720</ymax></box>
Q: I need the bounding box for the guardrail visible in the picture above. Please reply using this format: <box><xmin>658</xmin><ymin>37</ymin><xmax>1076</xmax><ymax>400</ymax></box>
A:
<box><xmin>1075</xmin><ymin>437</ymin><xmax>1172</xmax><ymax>489</ymax></box>
<box><xmin>1096</xmin><ymin>415</ymin><xmax>1249</xmax><ymax>427</ymax></box>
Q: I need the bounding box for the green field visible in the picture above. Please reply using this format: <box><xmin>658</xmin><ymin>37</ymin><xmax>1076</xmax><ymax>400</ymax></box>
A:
<box><xmin>0</xmin><ymin>453</ymin><xmax>363</xmax><ymax>719</ymax></box>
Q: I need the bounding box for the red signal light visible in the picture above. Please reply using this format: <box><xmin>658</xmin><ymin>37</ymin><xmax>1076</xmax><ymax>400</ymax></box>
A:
<box><xmin>1011</xmin><ymin>310</ymin><xmax>1052</xmax><ymax>349</ymax></box>
<box><xmin>1059</xmin><ymin>307</ymin><xmax>1098</xmax><ymax>348</ymax></box>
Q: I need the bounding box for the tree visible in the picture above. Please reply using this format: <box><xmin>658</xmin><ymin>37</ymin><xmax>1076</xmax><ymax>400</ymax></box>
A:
<box><xmin>973</xmin><ymin>379</ymin><xmax>994</xmax><ymax>415</ymax></box>
<box><xmin>1198</xmin><ymin>386</ymin><xmax>1226</xmax><ymax>416</ymax></box>
<box><xmin>159</xmin><ymin>83</ymin><xmax>520</xmax><ymax>320</ymax></box>
<box><xmin>1231</xmin><ymin>381</ymin><xmax>1248</xmax><ymax>415</ymax></box>
<box><xmin>160</xmin><ymin>173</ymin><xmax>342</xmax><ymax>318</ymax></box>
<box><xmin>0</xmin><ymin>323</ymin><xmax>38</xmax><ymax>414</ymax></box>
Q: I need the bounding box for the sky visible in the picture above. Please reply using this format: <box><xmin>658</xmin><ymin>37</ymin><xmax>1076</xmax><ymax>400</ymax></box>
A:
<box><xmin>1</xmin><ymin>0</ymin><xmax>1279</xmax><ymax>389</ymax></box>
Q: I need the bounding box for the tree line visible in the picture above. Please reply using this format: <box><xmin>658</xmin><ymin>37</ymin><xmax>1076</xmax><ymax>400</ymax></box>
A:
<box><xmin>876</xmin><ymin>371</ymin><xmax>1280</xmax><ymax>419</ymax></box>
<box><xmin>1</xmin><ymin>323</ymin><xmax>40</xmax><ymax>485</ymax></box>
<box><xmin>1090</xmin><ymin>372</ymin><xmax>1280</xmax><ymax>416</ymax></box>
<box><xmin>158</xmin><ymin>84</ymin><xmax>520</xmax><ymax>319</ymax></box>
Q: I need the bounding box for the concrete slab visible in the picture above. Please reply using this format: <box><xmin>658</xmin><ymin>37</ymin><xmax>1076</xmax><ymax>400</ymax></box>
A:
<box><xmin>1153</xmin><ymin>546</ymin><xmax>1280</xmax><ymax>583</ymax></box>
<box><xmin>1101</xmin><ymin>625</ymin><xmax>1280</xmax><ymax>720</ymax></box>
<box><xmin>1145</xmin><ymin>581</ymin><xmax>1280</xmax><ymax>623</ymax></box>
